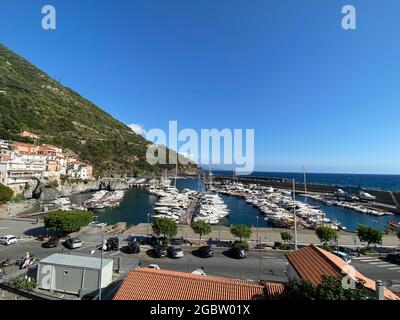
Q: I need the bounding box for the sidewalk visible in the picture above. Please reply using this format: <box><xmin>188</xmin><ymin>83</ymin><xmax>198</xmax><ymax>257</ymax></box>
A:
<box><xmin>124</xmin><ymin>223</ymin><xmax>400</xmax><ymax>247</ymax></box>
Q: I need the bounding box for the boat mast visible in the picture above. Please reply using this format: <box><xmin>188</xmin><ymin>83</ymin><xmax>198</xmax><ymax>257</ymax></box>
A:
<box><xmin>293</xmin><ymin>179</ymin><xmax>298</xmax><ymax>250</ymax></box>
<box><xmin>174</xmin><ymin>161</ymin><xmax>178</xmax><ymax>188</ymax></box>
<box><xmin>303</xmin><ymin>165</ymin><xmax>307</xmax><ymax>204</ymax></box>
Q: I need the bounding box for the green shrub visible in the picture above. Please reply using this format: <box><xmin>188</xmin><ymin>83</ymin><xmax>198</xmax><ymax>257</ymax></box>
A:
<box><xmin>0</xmin><ymin>183</ymin><xmax>13</xmax><ymax>204</ymax></box>
<box><xmin>44</xmin><ymin>210</ymin><xmax>93</xmax><ymax>234</ymax></box>
<box><xmin>230</xmin><ymin>224</ymin><xmax>252</xmax><ymax>241</ymax></box>
<box><xmin>278</xmin><ymin>243</ymin><xmax>292</xmax><ymax>250</ymax></box>
<box><xmin>11</xmin><ymin>276</ymin><xmax>37</xmax><ymax>291</ymax></box>
<box><xmin>11</xmin><ymin>194</ymin><xmax>26</xmax><ymax>203</ymax></box>
<box><xmin>233</xmin><ymin>240</ymin><xmax>249</xmax><ymax>250</ymax></box>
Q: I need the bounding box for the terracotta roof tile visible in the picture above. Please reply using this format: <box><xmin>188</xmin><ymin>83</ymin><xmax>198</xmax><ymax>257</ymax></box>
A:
<box><xmin>286</xmin><ymin>245</ymin><xmax>400</xmax><ymax>300</ymax></box>
<box><xmin>263</xmin><ymin>281</ymin><xmax>285</xmax><ymax>300</ymax></box>
<box><xmin>113</xmin><ymin>268</ymin><xmax>267</xmax><ymax>300</ymax></box>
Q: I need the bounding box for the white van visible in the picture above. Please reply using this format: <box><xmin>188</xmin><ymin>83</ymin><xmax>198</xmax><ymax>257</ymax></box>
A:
<box><xmin>333</xmin><ymin>250</ymin><xmax>352</xmax><ymax>264</ymax></box>
<box><xmin>0</xmin><ymin>235</ymin><xmax>17</xmax><ymax>245</ymax></box>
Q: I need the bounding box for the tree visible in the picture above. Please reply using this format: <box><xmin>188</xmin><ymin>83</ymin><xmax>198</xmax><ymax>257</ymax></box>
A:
<box><xmin>44</xmin><ymin>210</ymin><xmax>93</xmax><ymax>234</ymax></box>
<box><xmin>152</xmin><ymin>217</ymin><xmax>178</xmax><ymax>242</ymax></box>
<box><xmin>0</xmin><ymin>183</ymin><xmax>13</xmax><ymax>204</ymax></box>
<box><xmin>191</xmin><ymin>221</ymin><xmax>212</xmax><ymax>241</ymax></box>
<box><xmin>281</xmin><ymin>231</ymin><xmax>293</xmax><ymax>244</ymax></box>
<box><xmin>357</xmin><ymin>224</ymin><xmax>382</xmax><ymax>249</ymax></box>
<box><xmin>230</xmin><ymin>224</ymin><xmax>252</xmax><ymax>241</ymax></box>
<box><xmin>316</xmin><ymin>226</ymin><xmax>338</xmax><ymax>247</ymax></box>
<box><xmin>283</xmin><ymin>276</ymin><xmax>370</xmax><ymax>300</ymax></box>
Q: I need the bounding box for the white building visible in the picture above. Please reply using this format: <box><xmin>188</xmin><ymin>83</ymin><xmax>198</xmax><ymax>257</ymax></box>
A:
<box><xmin>0</xmin><ymin>152</ymin><xmax>46</xmax><ymax>185</ymax></box>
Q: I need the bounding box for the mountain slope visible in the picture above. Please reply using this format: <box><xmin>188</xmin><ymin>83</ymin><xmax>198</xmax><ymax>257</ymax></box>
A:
<box><xmin>0</xmin><ymin>44</ymin><xmax>197</xmax><ymax>176</ymax></box>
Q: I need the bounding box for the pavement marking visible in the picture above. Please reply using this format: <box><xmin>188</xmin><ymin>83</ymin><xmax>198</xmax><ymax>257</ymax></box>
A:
<box><xmin>0</xmin><ymin>227</ymin><xmax>9</xmax><ymax>230</ymax></box>
<box><xmin>388</xmin><ymin>267</ymin><xmax>400</xmax><ymax>270</ymax></box>
<box><xmin>369</xmin><ymin>261</ymin><xmax>387</xmax><ymax>265</ymax></box>
<box><xmin>359</xmin><ymin>259</ymin><xmax>381</xmax><ymax>263</ymax></box>
<box><xmin>377</xmin><ymin>263</ymin><xmax>398</xmax><ymax>268</ymax></box>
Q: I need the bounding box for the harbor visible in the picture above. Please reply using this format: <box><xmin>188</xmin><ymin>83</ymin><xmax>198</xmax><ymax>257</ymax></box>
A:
<box><xmin>65</xmin><ymin>177</ymin><xmax>400</xmax><ymax>232</ymax></box>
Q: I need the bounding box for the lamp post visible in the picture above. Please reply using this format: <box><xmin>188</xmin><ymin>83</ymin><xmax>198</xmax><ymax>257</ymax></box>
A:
<box><xmin>256</xmin><ymin>216</ymin><xmax>259</xmax><ymax>245</ymax></box>
<box><xmin>99</xmin><ymin>230</ymin><xmax>104</xmax><ymax>300</ymax></box>
<box><xmin>147</xmin><ymin>213</ymin><xmax>150</xmax><ymax>236</ymax></box>
<box><xmin>292</xmin><ymin>179</ymin><xmax>298</xmax><ymax>250</ymax></box>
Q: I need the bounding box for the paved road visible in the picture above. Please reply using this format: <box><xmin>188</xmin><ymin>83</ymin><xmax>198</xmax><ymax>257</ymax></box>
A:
<box><xmin>351</xmin><ymin>256</ymin><xmax>400</xmax><ymax>289</ymax></box>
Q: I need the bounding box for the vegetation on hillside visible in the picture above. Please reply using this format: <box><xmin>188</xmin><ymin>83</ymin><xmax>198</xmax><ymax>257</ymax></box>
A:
<box><xmin>0</xmin><ymin>183</ymin><xmax>13</xmax><ymax>204</ymax></box>
<box><xmin>0</xmin><ymin>44</ymin><xmax>197</xmax><ymax>176</ymax></box>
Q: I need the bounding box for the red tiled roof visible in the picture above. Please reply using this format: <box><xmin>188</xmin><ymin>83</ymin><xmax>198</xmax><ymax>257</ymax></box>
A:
<box><xmin>263</xmin><ymin>281</ymin><xmax>285</xmax><ymax>300</ymax></box>
<box><xmin>286</xmin><ymin>245</ymin><xmax>342</xmax><ymax>285</ymax></box>
<box><xmin>113</xmin><ymin>268</ymin><xmax>267</xmax><ymax>300</ymax></box>
<box><xmin>286</xmin><ymin>245</ymin><xmax>400</xmax><ymax>300</ymax></box>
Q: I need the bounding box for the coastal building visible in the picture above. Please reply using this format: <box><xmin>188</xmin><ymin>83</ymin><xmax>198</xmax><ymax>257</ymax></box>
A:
<box><xmin>67</xmin><ymin>163</ymin><xmax>93</xmax><ymax>180</ymax></box>
<box><xmin>286</xmin><ymin>245</ymin><xmax>400</xmax><ymax>300</ymax></box>
<box><xmin>20</xmin><ymin>130</ymin><xmax>39</xmax><ymax>141</ymax></box>
<box><xmin>0</xmin><ymin>139</ymin><xmax>13</xmax><ymax>154</ymax></box>
<box><xmin>0</xmin><ymin>151</ymin><xmax>46</xmax><ymax>186</ymax></box>
<box><xmin>0</xmin><ymin>138</ymin><xmax>93</xmax><ymax>186</ymax></box>
<box><xmin>113</xmin><ymin>268</ymin><xmax>268</xmax><ymax>300</ymax></box>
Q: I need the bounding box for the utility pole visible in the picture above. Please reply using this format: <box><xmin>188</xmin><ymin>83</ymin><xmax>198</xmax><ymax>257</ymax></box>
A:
<box><xmin>293</xmin><ymin>179</ymin><xmax>298</xmax><ymax>250</ymax></box>
<box><xmin>99</xmin><ymin>230</ymin><xmax>104</xmax><ymax>300</ymax></box>
<box><xmin>259</xmin><ymin>236</ymin><xmax>262</xmax><ymax>281</ymax></box>
<box><xmin>147</xmin><ymin>213</ymin><xmax>150</xmax><ymax>235</ymax></box>
<box><xmin>185</xmin><ymin>235</ymin><xmax>189</xmax><ymax>272</ymax></box>
<box><xmin>256</xmin><ymin>216</ymin><xmax>259</xmax><ymax>244</ymax></box>
<box><xmin>303</xmin><ymin>166</ymin><xmax>307</xmax><ymax>204</ymax></box>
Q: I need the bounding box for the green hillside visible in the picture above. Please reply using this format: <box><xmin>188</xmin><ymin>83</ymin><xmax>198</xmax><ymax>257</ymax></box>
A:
<box><xmin>0</xmin><ymin>44</ymin><xmax>197</xmax><ymax>176</ymax></box>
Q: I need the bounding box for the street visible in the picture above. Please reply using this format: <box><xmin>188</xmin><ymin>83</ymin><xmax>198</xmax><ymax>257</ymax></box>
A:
<box><xmin>1</xmin><ymin>218</ymin><xmax>400</xmax><ymax>295</ymax></box>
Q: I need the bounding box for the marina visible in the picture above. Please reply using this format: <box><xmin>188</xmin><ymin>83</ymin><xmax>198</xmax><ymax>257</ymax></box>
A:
<box><xmin>68</xmin><ymin>177</ymin><xmax>400</xmax><ymax>231</ymax></box>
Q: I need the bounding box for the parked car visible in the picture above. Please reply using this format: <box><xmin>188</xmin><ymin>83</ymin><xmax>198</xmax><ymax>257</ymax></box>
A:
<box><xmin>105</xmin><ymin>237</ymin><xmax>119</xmax><ymax>251</ymax></box>
<box><xmin>147</xmin><ymin>264</ymin><xmax>160</xmax><ymax>269</ymax></box>
<box><xmin>192</xmin><ymin>269</ymin><xmax>206</xmax><ymax>276</ymax></box>
<box><xmin>0</xmin><ymin>235</ymin><xmax>17</xmax><ymax>246</ymax></box>
<box><xmin>42</xmin><ymin>237</ymin><xmax>59</xmax><ymax>248</ymax></box>
<box><xmin>168</xmin><ymin>245</ymin><xmax>184</xmax><ymax>258</ymax></box>
<box><xmin>64</xmin><ymin>237</ymin><xmax>82</xmax><ymax>249</ymax></box>
<box><xmin>333</xmin><ymin>250</ymin><xmax>352</xmax><ymax>264</ymax></box>
<box><xmin>197</xmin><ymin>246</ymin><xmax>214</xmax><ymax>258</ymax></box>
<box><xmin>229</xmin><ymin>247</ymin><xmax>247</xmax><ymax>259</ymax></box>
<box><xmin>386</xmin><ymin>252</ymin><xmax>400</xmax><ymax>264</ymax></box>
<box><xmin>153</xmin><ymin>245</ymin><xmax>168</xmax><ymax>258</ymax></box>
<box><xmin>126</xmin><ymin>241</ymin><xmax>140</xmax><ymax>254</ymax></box>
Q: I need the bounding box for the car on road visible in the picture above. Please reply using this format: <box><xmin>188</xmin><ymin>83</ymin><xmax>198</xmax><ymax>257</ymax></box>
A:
<box><xmin>229</xmin><ymin>247</ymin><xmax>247</xmax><ymax>259</ymax></box>
<box><xmin>147</xmin><ymin>264</ymin><xmax>160</xmax><ymax>270</ymax></box>
<box><xmin>386</xmin><ymin>252</ymin><xmax>400</xmax><ymax>264</ymax></box>
<box><xmin>42</xmin><ymin>237</ymin><xmax>59</xmax><ymax>248</ymax></box>
<box><xmin>153</xmin><ymin>245</ymin><xmax>168</xmax><ymax>258</ymax></box>
<box><xmin>0</xmin><ymin>235</ymin><xmax>17</xmax><ymax>246</ymax></box>
<box><xmin>333</xmin><ymin>251</ymin><xmax>352</xmax><ymax>264</ymax></box>
<box><xmin>64</xmin><ymin>237</ymin><xmax>82</xmax><ymax>249</ymax></box>
<box><xmin>192</xmin><ymin>269</ymin><xmax>206</xmax><ymax>276</ymax></box>
<box><xmin>126</xmin><ymin>241</ymin><xmax>140</xmax><ymax>254</ymax></box>
<box><xmin>197</xmin><ymin>246</ymin><xmax>214</xmax><ymax>258</ymax></box>
<box><xmin>167</xmin><ymin>245</ymin><xmax>184</xmax><ymax>258</ymax></box>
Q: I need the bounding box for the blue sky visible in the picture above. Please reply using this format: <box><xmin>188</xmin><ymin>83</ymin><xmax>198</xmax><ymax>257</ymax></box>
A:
<box><xmin>1</xmin><ymin>0</ymin><xmax>400</xmax><ymax>174</ymax></box>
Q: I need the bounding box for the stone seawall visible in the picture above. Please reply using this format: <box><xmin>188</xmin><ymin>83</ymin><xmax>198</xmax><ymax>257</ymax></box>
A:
<box><xmin>22</xmin><ymin>178</ymin><xmax>144</xmax><ymax>201</ymax></box>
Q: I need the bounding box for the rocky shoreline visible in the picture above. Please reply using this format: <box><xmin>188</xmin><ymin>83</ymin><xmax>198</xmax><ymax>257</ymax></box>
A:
<box><xmin>21</xmin><ymin>177</ymin><xmax>147</xmax><ymax>201</ymax></box>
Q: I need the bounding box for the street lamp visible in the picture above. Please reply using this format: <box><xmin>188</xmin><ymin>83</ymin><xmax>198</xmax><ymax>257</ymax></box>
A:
<box><xmin>256</xmin><ymin>216</ymin><xmax>259</xmax><ymax>245</ymax></box>
<box><xmin>147</xmin><ymin>213</ymin><xmax>150</xmax><ymax>235</ymax></box>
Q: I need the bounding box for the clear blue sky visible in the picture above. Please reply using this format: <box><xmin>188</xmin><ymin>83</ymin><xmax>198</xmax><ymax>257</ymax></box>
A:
<box><xmin>1</xmin><ymin>0</ymin><xmax>399</xmax><ymax>174</ymax></box>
